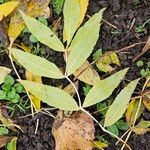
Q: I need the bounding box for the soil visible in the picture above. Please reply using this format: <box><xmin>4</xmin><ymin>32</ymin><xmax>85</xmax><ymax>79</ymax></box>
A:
<box><xmin>0</xmin><ymin>0</ymin><xmax>150</xmax><ymax>150</ymax></box>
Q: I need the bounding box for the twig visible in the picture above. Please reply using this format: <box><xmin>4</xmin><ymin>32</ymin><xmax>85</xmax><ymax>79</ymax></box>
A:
<box><xmin>121</xmin><ymin>130</ymin><xmax>132</xmax><ymax>150</ymax></box>
<box><xmin>81</xmin><ymin>107</ymin><xmax>132</xmax><ymax>150</ymax></box>
<box><xmin>115</xmin><ymin>42</ymin><xmax>146</xmax><ymax>53</ymax></box>
<box><xmin>116</xmin><ymin>129</ymin><xmax>131</xmax><ymax>145</ymax></box>
<box><xmin>35</xmin><ymin>118</ymin><xmax>39</xmax><ymax>134</ymax></box>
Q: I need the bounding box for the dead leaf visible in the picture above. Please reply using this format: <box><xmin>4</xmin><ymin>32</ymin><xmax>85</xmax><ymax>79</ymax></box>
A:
<box><xmin>134</xmin><ymin>36</ymin><xmax>150</xmax><ymax>61</ymax></box>
<box><xmin>25</xmin><ymin>70</ymin><xmax>42</xmax><ymax>110</ymax></box>
<box><xmin>142</xmin><ymin>36</ymin><xmax>150</xmax><ymax>53</ymax></box>
<box><xmin>0</xmin><ymin>66</ymin><xmax>11</xmax><ymax>84</ymax></box>
<box><xmin>96</xmin><ymin>51</ymin><xmax>121</xmax><ymax>73</ymax></box>
<box><xmin>63</xmin><ymin>81</ymin><xmax>78</xmax><ymax>97</ymax></box>
<box><xmin>52</xmin><ymin>111</ymin><xmax>95</xmax><ymax>150</ymax></box>
<box><xmin>0</xmin><ymin>136</ymin><xmax>13</xmax><ymax>148</ymax></box>
<box><xmin>0</xmin><ymin>1</ymin><xmax>19</xmax><ymax>21</ymax></box>
<box><xmin>126</xmin><ymin>98</ymin><xmax>145</xmax><ymax>126</ymax></box>
<box><xmin>8</xmin><ymin>0</ymin><xmax>50</xmax><ymax>41</ymax></box>
<box><xmin>74</xmin><ymin>61</ymin><xmax>100</xmax><ymax>85</ymax></box>
<box><xmin>132</xmin><ymin>120</ymin><xmax>150</xmax><ymax>134</ymax></box>
<box><xmin>143</xmin><ymin>94</ymin><xmax>150</xmax><ymax>111</ymax></box>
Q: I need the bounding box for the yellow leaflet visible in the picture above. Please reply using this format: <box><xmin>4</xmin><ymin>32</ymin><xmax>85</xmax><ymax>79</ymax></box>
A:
<box><xmin>63</xmin><ymin>0</ymin><xmax>89</xmax><ymax>43</ymax></box>
<box><xmin>0</xmin><ymin>1</ymin><xmax>19</xmax><ymax>21</ymax></box>
<box><xmin>25</xmin><ymin>70</ymin><xmax>42</xmax><ymax>110</ymax></box>
<box><xmin>78</xmin><ymin>0</ymin><xmax>89</xmax><ymax>26</ymax></box>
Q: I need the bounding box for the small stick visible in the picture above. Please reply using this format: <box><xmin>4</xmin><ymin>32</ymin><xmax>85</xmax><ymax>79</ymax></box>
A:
<box><xmin>115</xmin><ymin>42</ymin><xmax>146</xmax><ymax>53</ymax></box>
<box><xmin>102</xmin><ymin>19</ymin><xmax>119</xmax><ymax>29</ymax></box>
<box><xmin>35</xmin><ymin>118</ymin><xmax>39</xmax><ymax>134</ymax></box>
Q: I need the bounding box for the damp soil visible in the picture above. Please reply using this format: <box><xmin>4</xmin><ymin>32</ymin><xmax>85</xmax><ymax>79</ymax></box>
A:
<box><xmin>0</xmin><ymin>0</ymin><xmax>150</xmax><ymax>150</ymax></box>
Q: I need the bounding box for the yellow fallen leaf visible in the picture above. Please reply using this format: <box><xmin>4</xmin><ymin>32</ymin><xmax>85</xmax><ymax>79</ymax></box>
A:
<box><xmin>96</xmin><ymin>51</ymin><xmax>121</xmax><ymax>73</ymax></box>
<box><xmin>0</xmin><ymin>66</ymin><xmax>11</xmax><ymax>84</ymax></box>
<box><xmin>25</xmin><ymin>70</ymin><xmax>42</xmax><ymax>110</ymax></box>
<box><xmin>132</xmin><ymin>120</ymin><xmax>150</xmax><ymax>134</ymax></box>
<box><xmin>8</xmin><ymin>0</ymin><xmax>49</xmax><ymax>41</ymax></box>
<box><xmin>0</xmin><ymin>1</ymin><xmax>19</xmax><ymax>21</ymax></box>
<box><xmin>126</xmin><ymin>99</ymin><xmax>144</xmax><ymax>126</ymax></box>
<box><xmin>74</xmin><ymin>61</ymin><xmax>100</xmax><ymax>85</ymax></box>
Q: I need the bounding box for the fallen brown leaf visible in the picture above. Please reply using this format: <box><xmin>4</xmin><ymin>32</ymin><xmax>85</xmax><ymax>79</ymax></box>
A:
<box><xmin>52</xmin><ymin>111</ymin><xmax>95</xmax><ymax>150</ymax></box>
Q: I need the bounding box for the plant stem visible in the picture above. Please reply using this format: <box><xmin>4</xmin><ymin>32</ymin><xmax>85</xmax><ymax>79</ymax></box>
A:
<box><xmin>80</xmin><ymin>107</ymin><xmax>132</xmax><ymax>150</ymax></box>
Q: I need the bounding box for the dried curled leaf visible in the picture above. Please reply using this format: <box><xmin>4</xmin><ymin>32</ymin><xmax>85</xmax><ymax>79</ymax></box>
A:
<box><xmin>132</xmin><ymin>120</ymin><xmax>150</xmax><ymax>134</ymax></box>
<box><xmin>52</xmin><ymin>111</ymin><xmax>95</xmax><ymax>150</ymax></box>
<box><xmin>74</xmin><ymin>61</ymin><xmax>100</xmax><ymax>85</ymax></box>
<box><xmin>0</xmin><ymin>136</ymin><xmax>13</xmax><ymax>148</ymax></box>
<box><xmin>96</xmin><ymin>51</ymin><xmax>121</xmax><ymax>73</ymax></box>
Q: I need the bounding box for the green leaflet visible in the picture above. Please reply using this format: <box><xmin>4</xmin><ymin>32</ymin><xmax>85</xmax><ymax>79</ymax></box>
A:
<box><xmin>7</xmin><ymin>137</ymin><xmax>17</xmax><ymax>150</ymax></box>
<box><xmin>19</xmin><ymin>80</ymin><xmax>79</xmax><ymax>111</ymax></box>
<box><xmin>19</xmin><ymin>11</ymin><xmax>64</xmax><ymax>52</ymax></box>
<box><xmin>63</xmin><ymin>0</ymin><xmax>80</xmax><ymax>45</ymax></box>
<box><xmin>11</xmin><ymin>48</ymin><xmax>64</xmax><ymax>79</ymax></box>
<box><xmin>83</xmin><ymin>68</ymin><xmax>128</xmax><ymax>108</ymax></box>
<box><xmin>66</xmin><ymin>8</ymin><xmax>105</xmax><ymax>76</ymax></box>
<box><xmin>104</xmin><ymin>78</ymin><xmax>140</xmax><ymax>127</ymax></box>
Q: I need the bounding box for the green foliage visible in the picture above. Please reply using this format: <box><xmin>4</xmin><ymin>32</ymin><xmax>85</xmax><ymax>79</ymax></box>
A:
<box><xmin>93</xmin><ymin>49</ymin><xmax>103</xmax><ymax>60</ymax></box>
<box><xmin>53</xmin><ymin>0</ymin><xmax>64</xmax><ymax>15</ymax></box>
<box><xmin>0</xmin><ymin>75</ymin><xmax>24</xmax><ymax>103</ymax></box>
<box><xmin>135</xmin><ymin>19</ymin><xmax>150</xmax><ymax>33</ymax></box>
<box><xmin>0</xmin><ymin>127</ymin><xmax>9</xmax><ymax>135</ymax></box>
<box><xmin>136</xmin><ymin>60</ymin><xmax>150</xmax><ymax>77</ymax></box>
<box><xmin>107</xmin><ymin>124</ymin><xmax>119</xmax><ymax>137</ymax></box>
<box><xmin>83</xmin><ymin>84</ymin><xmax>91</xmax><ymax>96</ymax></box>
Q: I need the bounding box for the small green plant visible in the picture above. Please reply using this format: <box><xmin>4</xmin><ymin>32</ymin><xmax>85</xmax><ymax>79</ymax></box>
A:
<box><xmin>53</xmin><ymin>0</ymin><xmax>65</xmax><ymax>15</ymax></box>
<box><xmin>0</xmin><ymin>75</ymin><xmax>29</xmax><ymax>116</ymax></box>
<box><xmin>136</xmin><ymin>60</ymin><xmax>150</xmax><ymax>77</ymax></box>
<box><xmin>135</xmin><ymin>19</ymin><xmax>150</xmax><ymax>33</ymax></box>
<box><xmin>110</xmin><ymin>29</ymin><xmax>121</xmax><ymax>36</ymax></box>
